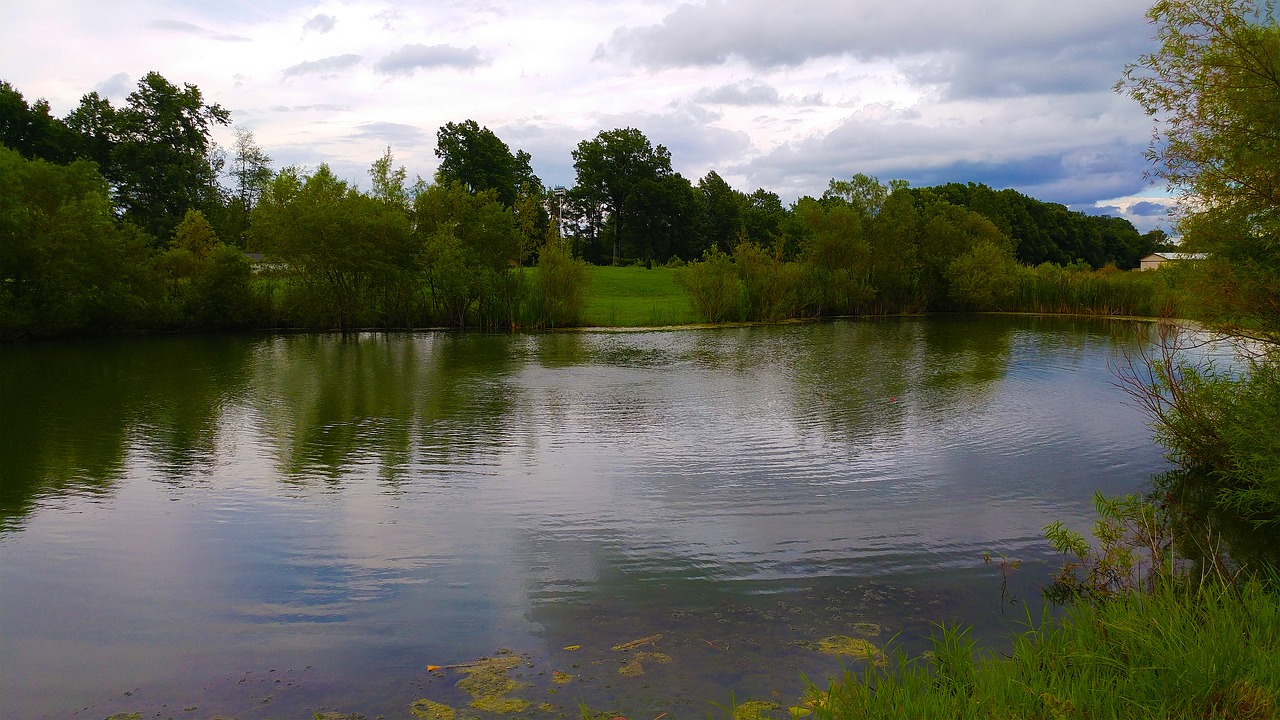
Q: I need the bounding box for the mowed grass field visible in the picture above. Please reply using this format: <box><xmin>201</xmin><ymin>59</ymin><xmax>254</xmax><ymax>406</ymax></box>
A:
<box><xmin>580</xmin><ymin>265</ymin><xmax>701</xmax><ymax>327</ymax></box>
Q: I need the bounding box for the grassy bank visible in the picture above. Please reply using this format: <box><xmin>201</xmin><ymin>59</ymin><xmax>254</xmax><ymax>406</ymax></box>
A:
<box><xmin>787</xmin><ymin>578</ymin><xmax>1279</xmax><ymax>719</ymax></box>
<box><xmin>580</xmin><ymin>265</ymin><xmax>699</xmax><ymax>327</ymax></box>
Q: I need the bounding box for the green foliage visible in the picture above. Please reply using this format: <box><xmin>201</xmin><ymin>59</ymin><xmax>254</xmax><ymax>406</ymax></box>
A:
<box><xmin>1120</xmin><ymin>0</ymin><xmax>1280</xmax><ymax>344</ymax></box>
<box><xmin>946</xmin><ymin>240</ymin><xmax>1019</xmax><ymax>310</ymax></box>
<box><xmin>250</xmin><ymin>163</ymin><xmax>417</xmax><ymax>329</ymax></box>
<box><xmin>921</xmin><ymin>182</ymin><xmax>1149</xmax><ymax>268</ymax></box>
<box><xmin>697</xmin><ymin>170</ymin><xmax>747</xmax><ymax>255</ymax></box>
<box><xmin>0</xmin><ymin>80</ymin><xmax>76</xmax><ymax>163</ymax></box>
<box><xmin>1118</xmin><ymin>328</ymin><xmax>1280</xmax><ymax>560</ymax></box>
<box><xmin>108</xmin><ymin>72</ymin><xmax>232</xmax><ymax>240</ymax></box>
<box><xmin>1043</xmin><ymin>493</ymin><xmax>1176</xmax><ymax>605</ymax></box>
<box><xmin>572</xmin><ymin>127</ymin><xmax>674</xmax><ymax>266</ymax></box>
<box><xmin>733</xmin><ymin>241</ymin><xmax>799</xmax><ymax>321</ymax></box>
<box><xmin>414</xmin><ymin>182</ymin><xmax>522</xmax><ymax>328</ymax></box>
<box><xmin>435</xmin><ymin>119</ymin><xmax>539</xmax><ymax>207</ymax></box>
<box><xmin>1010</xmin><ymin>261</ymin><xmax>1191</xmax><ymax>317</ymax></box>
<box><xmin>529</xmin><ymin>242</ymin><xmax>591</xmax><ymax>328</ymax></box>
<box><xmin>0</xmin><ymin>148</ymin><xmax>154</xmax><ymax>338</ymax></box>
<box><xmin>680</xmin><ymin>247</ymin><xmax>743</xmax><ymax>322</ymax></box>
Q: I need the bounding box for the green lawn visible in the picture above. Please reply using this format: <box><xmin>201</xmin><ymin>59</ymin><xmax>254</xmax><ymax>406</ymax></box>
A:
<box><xmin>580</xmin><ymin>265</ymin><xmax>701</xmax><ymax>327</ymax></box>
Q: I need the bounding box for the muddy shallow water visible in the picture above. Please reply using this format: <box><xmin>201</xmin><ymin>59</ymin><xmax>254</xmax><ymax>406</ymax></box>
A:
<box><xmin>0</xmin><ymin>317</ymin><xmax>1169</xmax><ymax>719</ymax></box>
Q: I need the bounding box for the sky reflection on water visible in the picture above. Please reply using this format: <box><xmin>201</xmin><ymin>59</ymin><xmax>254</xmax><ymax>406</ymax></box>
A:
<box><xmin>0</xmin><ymin>317</ymin><xmax>1170</xmax><ymax>719</ymax></box>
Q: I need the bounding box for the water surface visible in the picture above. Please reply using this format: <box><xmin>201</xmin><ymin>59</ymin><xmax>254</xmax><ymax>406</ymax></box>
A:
<box><xmin>0</xmin><ymin>317</ymin><xmax>1169</xmax><ymax>718</ymax></box>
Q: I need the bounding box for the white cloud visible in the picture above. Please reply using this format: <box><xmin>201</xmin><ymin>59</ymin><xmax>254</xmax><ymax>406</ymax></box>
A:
<box><xmin>149</xmin><ymin>19</ymin><xmax>251</xmax><ymax>42</ymax></box>
<box><xmin>283</xmin><ymin>54</ymin><xmax>363</xmax><ymax>79</ymax></box>
<box><xmin>303</xmin><ymin>13</ymin><xmax>337</xmax><ymax>34</ymax></box>
<box><xmin>0</xmin><ymin>0</ymin><xmax>1167</xmax><ymax>213</ymax></box>
<box><xmin>374</xmin><ymin>44</ymin><xmax>489</xmax><ymax>76</ymax></box>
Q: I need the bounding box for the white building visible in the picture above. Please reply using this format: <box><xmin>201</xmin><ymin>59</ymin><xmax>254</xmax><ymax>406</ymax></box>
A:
<box><xmin>1139</xmin><ymin>252</ymin><xmax>1208</xmax><ymax>270</ymax></box>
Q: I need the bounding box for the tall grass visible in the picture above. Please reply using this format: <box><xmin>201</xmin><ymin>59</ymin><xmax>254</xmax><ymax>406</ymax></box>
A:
<box><xmin>799</xmin><ymin>577</ymin><xmax>1279</xmax><ymax>719</ymax></box>
<box><xmin>1009</xmin><ymin>262</ymin><xmax>1195</xmax><ymax>318</ymax></box>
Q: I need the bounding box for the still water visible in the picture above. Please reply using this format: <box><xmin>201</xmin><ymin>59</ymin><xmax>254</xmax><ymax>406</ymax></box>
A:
<box><xmin>0</xmin><ymin>317</ymin><xmax>1169</xmax><ymax>719</ymax></box>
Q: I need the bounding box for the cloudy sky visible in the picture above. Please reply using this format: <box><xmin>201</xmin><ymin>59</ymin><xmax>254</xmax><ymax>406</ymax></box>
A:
<box><xmin>3</xmin><ymin>0</ymin><xmax>1175</xmax><ymax>230</ymax></box>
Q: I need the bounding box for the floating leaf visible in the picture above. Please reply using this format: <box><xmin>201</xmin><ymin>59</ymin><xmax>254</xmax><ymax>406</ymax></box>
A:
<box><xmin>563</xmin><ymin>644</ymin><xmax>581</xmax><ymax>651</ymax></box>
<box><xmin>426</xmin><ymin>665</ymin><xmax>442</xmax><ymax>671</ymax></box>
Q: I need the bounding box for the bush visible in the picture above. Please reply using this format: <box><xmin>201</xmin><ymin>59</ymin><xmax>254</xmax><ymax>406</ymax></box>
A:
<box><xmin>680</xmin><ymin>247</ymin><xmax>742</xmax><ymax>322</ymax></box>
<box><xmin>529</xmin><ymin>242</ymin><xmax>591</xmax><ymax>328</ymax></box>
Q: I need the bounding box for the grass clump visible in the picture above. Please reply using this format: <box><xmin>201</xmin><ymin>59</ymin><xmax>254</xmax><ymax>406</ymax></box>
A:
<box><xmin>799</xmin><ymin>576</ymin><xmax>1279</xmax><ymax>719</ymax></box>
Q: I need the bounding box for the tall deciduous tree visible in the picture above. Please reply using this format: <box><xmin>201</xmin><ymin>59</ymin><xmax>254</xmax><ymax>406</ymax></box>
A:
<box><xmin>434</xmin><ymin>120</ymin><xmax>538</xmax><ymax>207</ymax></box>
<box><xmin>572</xmin><ymin>127</ymin><xmax>673</xmax><ymax>266</ymax></box>
<box><xmin>0</xmin><ymin>81</ymin><xmax>75</xmax><ymax>163</ymax></box>
<box><xmin>111</xmin><ymin>72</ymin><xmax>231</xmax><ymax>241</ymax></box>
<box><xmin>1120</xmin><ymin>0</ymin><xmax>1280</xmax><ymax>341</ymax></box>
<box><xmin>0</xmin><ymin>148</ymin><xmax>152</xmax><ymax>337</ymax></box>
<box><xmin>229</xmin><ymin>128</ymin><xmax>273</xmax><ymax>211</ymax></box>
<box><xmin>413</xmin><ymin>182</ymin><xmax>522</xmax><ymax>327</ymax></box>
<box><xmin>696</xmin><ymin>171</ymin><xmax>746</xmax><ymax>257</ymax></box>
<box><xmin>1113</xmin><ymin>0</ymin><xmax>1280</xmax><ymax>559</ymax></box>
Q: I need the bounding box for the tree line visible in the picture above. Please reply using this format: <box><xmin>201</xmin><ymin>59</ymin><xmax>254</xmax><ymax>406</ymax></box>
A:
<box><xmin>3</xmin><ymin>73</ymin><xmax>1166</xmax><ymax>338</ymax></box>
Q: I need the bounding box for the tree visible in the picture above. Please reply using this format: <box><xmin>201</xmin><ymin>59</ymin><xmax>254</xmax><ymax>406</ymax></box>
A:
<box><xmin>223</xmin><ymin>127</ymin><xmax>273</xmax><ymax>243</ymax></box>
<box><xmin>572</xmin><ymin>127</ymin><xmax>673</xmax><ymax>265</ymax></box>
<box><xmin>530</xmin><ymin>240</ymin><xmax>591</xmax><ymax>328</ymax></box>
<box><xmin>0</xmin><ymin>148</ymin><xmax>153</xmax><ymax>337</ymax></box>
<box><xmin>626</xmin><ymin>172</ymin><xmax>699</xmax><ymax>265</ymax></box>
<box><xmin>947</xmin><ymin>240</ymin><xmax>1021</xmax><ymax>310</ymax></box>
<box><xmin>1114</xmin><ymin>0</ymin><xmax>1280</xmax><ymax>568</ymax></box>
<box><xmin>63</xmin><ymin>91</ymin><xmax>116</xmax><ymax>170</ymax></box>
<box><xmin>368</xmin><ymin>146</ymin><xmax>409</xmax><ymax>208</ymax></box>
<box><xmin>434</xmin><ymin>120</ymin><xmax>538</xmax><ymax>207</ymax></box>
<box><xmin>413</xmin><ymin>182</ymin><xmax>521</xmax><ymax>327</ymax></box>
<box><xmin>696</xmin><ymin>171</ymin><xmax>746</xmax><ymax>256</ymax></box>
<box><xmin>110</xmin><ymin>72</ymin><xmax>231</xmax><ymax>241</ymax></box>
<box><xmin>1120</xmin><ymin>0</ymin><xmax>1280</xmax><ymax>341</ymax></box>
<box><xmin>250</xmin><ymin>164</ymin><xmax>415</xmax><ymax>328</ymax></box>
<box><xmin>743</xmin><ymin>188</ymin><xmax>788</xmax><ymax>252</ymax></box>
<box><xmin>0</xmin><ymin>81</ymin><xmax>75</xmax><ymax>163</ymax></box>
<box><xmin>822</xmin><ymin>173</ymin><xmax>895</xmax><ymax>216</ymax></box>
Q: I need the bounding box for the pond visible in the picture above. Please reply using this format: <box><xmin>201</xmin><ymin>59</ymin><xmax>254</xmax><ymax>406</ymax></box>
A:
<box><xmin>0</xmin><ymin>316</ymin><xmax>1170</xmax><ymax>719</ymax></box>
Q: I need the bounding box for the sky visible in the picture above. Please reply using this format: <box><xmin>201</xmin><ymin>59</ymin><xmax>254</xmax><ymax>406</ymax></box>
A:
<box><xmin>3</xmin><ymin>0</ymin><xmax>1176</xmax><ymax>232</ymax></box>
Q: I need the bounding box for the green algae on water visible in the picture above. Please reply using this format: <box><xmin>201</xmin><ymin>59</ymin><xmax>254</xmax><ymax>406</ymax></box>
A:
<box><xmin>618</xmin><ymin>650</ymin><xmax>672</xmax><ymax>676</ymax></box>
<box><xmin>456</xmin><ymin>654</ymin><xmax>530</xmax><ymax>714</ymax></box>
<box><xmin>850</xmin><ymin>622</ymin><xmax>882</xmax><ymax>636</ymax></box>
<box><xmin>410</xmin><ymin>698</ymin><xmax>457</xmax><ymax>719</ymax></box>
<box><xmin>733</xmin><ymin>699</ymin><xmax>783</xmax><ymax>719</ymax></box>
<box><xmin>800</xmin><ymin>635</ymin><xmax>888</xmax><ymax>665</ymax></box>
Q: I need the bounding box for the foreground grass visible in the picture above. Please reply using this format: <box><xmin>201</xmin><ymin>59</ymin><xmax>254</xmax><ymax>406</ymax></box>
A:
<box><xmin>795</xmin><ymin>578</ymin><xmax>1279</xmax><ymax>720</ymax></box>
<box><xmin>580</xmin><ymin>265</ymin><xmax>700</xmax><ymax>327</ymax></box>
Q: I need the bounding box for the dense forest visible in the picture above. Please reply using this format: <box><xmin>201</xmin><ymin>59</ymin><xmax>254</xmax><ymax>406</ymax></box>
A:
<box><xmin>2</xmin><ymin>74</ymin><xmax>1168</xmax><ymax>338</ymax></box>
